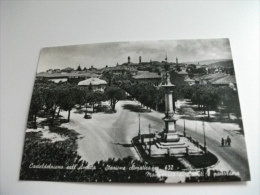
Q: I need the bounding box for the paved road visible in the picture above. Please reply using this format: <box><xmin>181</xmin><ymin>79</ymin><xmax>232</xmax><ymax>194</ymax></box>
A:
<box><xmin>179</xmin><ymin>120</ymin><xmax>250</xmax><ymax>181</ymax></box>
<box><xmin>140</xmin><ymin>108</ymin><xmax>250</xmax><ymax>181</ymax></box>
<box><xmin>61</xmin><ymin>100</ymin><xmax>250</xmax><ymax>181</ymax></box>
<box><xmin>61</xmin><ymin>100</ymin><xmax>140</xmax><ymax>165</ymax></box>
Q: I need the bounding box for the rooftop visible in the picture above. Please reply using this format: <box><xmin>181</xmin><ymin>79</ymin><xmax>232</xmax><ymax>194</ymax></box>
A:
<box><xmin>78</xmin><ymin>78</ymin><xmax>107</xmax><ymax>86</ymax></box>
<box><xmin>211</xmin><ymin>75</ymin><xmax>236</xmax><ymax>85</ymax></box>
<box><xmin>36</xmin><ymin>72</ymin><xmax>100</xmax><ymax>78</ymax></box>
<box><xmin>66</xmin><ymin>72</ymin><xmax>100</xmax><ymax>78</ymax></box>
<box><xmin>133</xmin><ymin>72</ymin><xmax>161</xmax><ymax>79</ymax></box>
<box><xmin>36</xmin><ymin>73</ymin><xmax>67</xmax><ymax>78</ymax></box>
<box><xmin>177</xmin><ymin>71</ymin><xmax>189</xmax><ymax>75</ymax></box>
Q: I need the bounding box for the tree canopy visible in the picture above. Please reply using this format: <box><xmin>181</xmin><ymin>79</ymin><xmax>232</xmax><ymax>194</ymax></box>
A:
<box><xmin>105</xmin><ymin>87</ymin><xmax>126</xmax><ymax>112</ymax></box>
<box><xmin>76</xmin><ymin>65</ymin><xmax>82</xmax><ymax>71</ymax></box>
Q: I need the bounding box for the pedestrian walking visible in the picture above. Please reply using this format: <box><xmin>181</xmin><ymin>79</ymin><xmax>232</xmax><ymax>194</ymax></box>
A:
<box><xmin>221</xmin><ymin>138</ymin><xmax>224</xmax><ymax>146</ymax></box>
<box><xmin>227</xmin><ymin>136</ymin><xmax>231</xmax><ymax>146</ymax></box>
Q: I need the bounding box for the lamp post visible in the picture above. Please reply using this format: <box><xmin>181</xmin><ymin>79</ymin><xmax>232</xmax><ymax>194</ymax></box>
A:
<box><xmin>183</xmin><ymin>119</ymin><xmax>186</xmax><ymax>137</ymax></box>
<box><xmin>148</xmin><ymin>124</ymin><xmax>151</xmax><ymax>156</ymax></box>
<box><xmin>202</xmin><ymin>117</ymin><xmax>207</xmax><ymax>153</ymax></box>
<box><xmin>138</xmin><ymin>113</ymin><xmax>141</xmax><ymax>141</ymax></box>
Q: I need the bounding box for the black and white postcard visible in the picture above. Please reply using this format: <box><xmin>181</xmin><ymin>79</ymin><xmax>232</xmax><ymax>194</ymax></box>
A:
<box><xmin>20</xmin><ymin>39</ymin><xmax>250</xmax><ymax>183</ymax></box>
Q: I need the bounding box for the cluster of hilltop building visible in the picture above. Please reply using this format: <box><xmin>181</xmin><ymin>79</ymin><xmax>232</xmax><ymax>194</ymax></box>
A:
<box><xmin>37</xmin><ymin>56</ymin><xmax>185</xmax><ymax>84</ymax></box>
<box><xmin>36</xmin><ymin>56</ymin><xmax>236</xmax><ymax>91</ymax></box>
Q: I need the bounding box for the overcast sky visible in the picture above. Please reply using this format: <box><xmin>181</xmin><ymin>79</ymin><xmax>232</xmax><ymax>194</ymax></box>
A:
<box><xmin>37</xmin><ymin>38</ymin><xmax>232</xmax><ymax>72</ymax></box>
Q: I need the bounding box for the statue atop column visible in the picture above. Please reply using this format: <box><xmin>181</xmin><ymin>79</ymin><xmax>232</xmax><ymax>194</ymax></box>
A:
<box><xmin>161</xmin><ymin>55</ymin><xmax>180</xmax><ymax>142</ymax></box>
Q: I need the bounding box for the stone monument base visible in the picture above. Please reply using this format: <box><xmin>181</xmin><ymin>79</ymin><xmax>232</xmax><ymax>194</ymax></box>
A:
<box><xmin>154</xmin><ymin>131</ymin><xmax>188</xmax><ymax>150</ymax></box>
<box><xmin>162</xmin><ymin>132</ymin><xmax>180</xmax><ymax>142</ymax></box>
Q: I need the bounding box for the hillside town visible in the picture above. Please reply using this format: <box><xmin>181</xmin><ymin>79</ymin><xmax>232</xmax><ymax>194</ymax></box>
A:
<box><xmin>36</xmin><ymin>56</ymin><xmax>236</xmax><ymax>90</ymax></box>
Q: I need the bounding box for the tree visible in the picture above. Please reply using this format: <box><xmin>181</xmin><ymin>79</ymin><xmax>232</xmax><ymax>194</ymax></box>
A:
<box><xmin>169</xmin><ymin>70</ymin><xmax>187</xmax><ymax>86</ymax></box>
<box><xmin>186</xmin><ymin>64</ymin><xmax>196</xmax><ymax>73</ymax></box>
<box><xmin>28</xmin><ymin>84</ymin><xmax>46</xmax><ymax>128</ymax></box>
<box><xmin>139</xmin><ymin>84</ymin><xmax>152</xmax><ymax>110</ymax></box>
<box><xmin>44</xmin><ymin>83</ymin><xmax>65</xmax><ymax>125</ymax></box>
<box><xmin>154</xmin><ymin>68</ymin><xmax>160</xmax><ymax>75</ymax></box>
<box><xmin>154</xmin><ymin>87</ymin><xmax>165</xmax><ymax>111</ymax></box>
<box><xmin>44</xmin><ymin>86</ymin><xmax>56</xmax><ymax>123</ymax></box>
<box><xmin>195</xmin><ymin>68</ymin><xmax>207</xmax><ymax>75</ymax></box>
<box><xmin>219</xmin><ymin>86</ymin><xmax>240</xmax><ymax>120</ymax></box>
<box><xmin>172</xmin><ymin>85</ymin><xmax>184</xmax><ymax>112</ymax></box>
<box><xmin>198</xmin><ymin>85</ymin><xmax>220</xmax><ymax>120</ymax></box>
<box><xmin>176</xmin><ymin>64</ymin><xmax>181</xmax><ymax>71</ymax></box>
<box><xmin>76</xmin><ymin>65</ymin><xmax>82</xmax><ymax>71</ymax></box>
<box><xmin>88</xmin><ymin>82</ymin><xmax>93</xmax><ymax>91</ymax></box>
<box><xmin>73</xmin><ymin>86</ymin><xmax>87</xmax><ymax>109</ymax></box>
<box><xmin>105</xmin><ymin>87</ymin><xmax>126</xmax><ymax>112</ymax></box>
<box><xmin>86</xmin><ymin>91</ymin><xmax>107</xmax><ymax>113</ymax></box>
<box><xmin>55</xmin><ymin>84</ymin><xmax>70</xmax><ymax>118</ymax></box>
<box><xmin>60</xmin><ymin>85</ymin><xmax>77</xmax><ymax>122</ymax></box>
<box><xmin>125</xmin><ymin>84</ymin><xmax>143</xmax><ymax>104</ymax></box>
<box><xmin>101</xmin><ymin>70</ymin><xmax>115</xmax><ymax>86</ymax></box>
<box><xmin>112</xmin><ymin>72</ymin><xmax>133</xmax><ymax>86</ymax></box>
<box><xmin>191</xmin><ymin>85</ymin><xmax>204</xmax><ymax>112</ymax></box>
<box><xmin>180</xmin><ymin>84</ymin><xmax>194</xmax><ymax>99</ymax></box>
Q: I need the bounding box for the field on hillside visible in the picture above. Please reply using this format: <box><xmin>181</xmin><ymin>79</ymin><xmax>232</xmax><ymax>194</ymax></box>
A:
<box><xmin>207</xmin><ymin>60</ymin><xmax>233</xmax><ymax>68</ymax></box>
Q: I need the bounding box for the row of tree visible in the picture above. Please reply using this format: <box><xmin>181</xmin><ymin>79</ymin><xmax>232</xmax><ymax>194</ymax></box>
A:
<box><xmin>101</xmin><ymin>68</ymin><xmax>241</xmax><ymax>120</ymax></box>
<box><xmin>120</xmin><ymin>80</ymin><xmax>240</xmax><ymax>120</ymax></box>
<box><xmin>181</xmin><ymin>84</ymin><xmax>241</xmax><ymax>120</ymax></box>
<box><xmin>30</xmin><ymin>69</ymin><xmax>240</xmax><ymax>127</ymax></box>
<box><xmin>28</xmin><ymin>81</ymin><xmax>126</xmax><ymax>128</ymax></box>
<box><xmin>76</xmin><ymin>65</ymin><xmax>87</xmax><ymax>71</ymax></box>
<box><xmin>121</xmin><ymin>82</ymin><xmax>165</xmax><ymax>111</ymax></box>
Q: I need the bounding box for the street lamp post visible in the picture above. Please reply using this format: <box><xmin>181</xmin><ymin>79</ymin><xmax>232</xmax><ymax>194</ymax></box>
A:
<box><xmin>202</xmin><ymin>117</ymin><xmax>207</xmax><ymax>153</ymax></box>
<box><xmin>149</xmin><ymin>124</ymin><xmax>151</xmax><ymax>156</ymax></box>
<box><xmin>138</xmin><ymin>113</ymin><xmax>141</xmax><ymax>141</ymax></box>
<box><xmin>184</xmin><ymin>119</ymin><xmax>186</xmax><ymax>137</ymax></box>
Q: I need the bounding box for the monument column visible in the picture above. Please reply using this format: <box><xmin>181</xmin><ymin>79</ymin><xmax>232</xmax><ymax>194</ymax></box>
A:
<box><xmin>161</xmin><ymin>57</ymin><xmax>180</xmax><ymax>142</ymax></box>
<box><xmin>166</xmin><ymin>90</ymin><xmax>174</xmax><ymax>116</ymax></box>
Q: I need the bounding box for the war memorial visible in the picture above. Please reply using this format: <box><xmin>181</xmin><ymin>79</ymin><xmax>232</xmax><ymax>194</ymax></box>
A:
<box><xmin>132</xmin><ymin>58</ymin><xmax>214</xmax><ymax>172</ymax></box>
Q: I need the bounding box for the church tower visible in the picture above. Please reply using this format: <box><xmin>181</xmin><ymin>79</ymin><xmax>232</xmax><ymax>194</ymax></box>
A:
<box><xmin>176</xmin><ymin>57</ymin><xmax>178</xmax><ymax>65</ymax></box>
<box><xmin>128</xmin><ymin>56</ymin><xmax>130</xmax><ymax>64</ymax></box>
<box><xmin>139</xmin><ymin>56</ymin><xmax>141</xmax><ymax>64</ymax></box>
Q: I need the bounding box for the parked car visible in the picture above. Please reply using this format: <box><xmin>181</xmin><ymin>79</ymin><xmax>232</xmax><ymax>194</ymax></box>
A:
<box><xmin>84</xmin><ymin>113</ymin><xmax>92</xmax><ymax>119</ymax></box>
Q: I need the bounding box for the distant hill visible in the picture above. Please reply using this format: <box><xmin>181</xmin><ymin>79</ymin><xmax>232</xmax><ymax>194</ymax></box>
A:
<box><xmin>207</xmin><ymin>60</ymin><xmax>233</xmax><ymax>68</ymax></box>
<box><xmin>183</xmin><ymin>59</ymin><xmax>231</xmax><ymax>66</ymax></box>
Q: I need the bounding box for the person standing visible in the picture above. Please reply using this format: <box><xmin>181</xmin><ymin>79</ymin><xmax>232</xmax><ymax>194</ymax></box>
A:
<box><xmin>227</xmin><ymin>136</ymin><xmax>231</xmax><ymax>146</ymax></box>
<box><xmin>221</xmin><ymin>138</ymin><xmax>224</xmax><ymax>146</ymax></box>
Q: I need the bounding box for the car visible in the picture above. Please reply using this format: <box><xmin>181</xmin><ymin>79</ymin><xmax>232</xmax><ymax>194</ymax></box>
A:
<box><xmin>84</xmin><ymin>113</ymin><xmax>92</xmax><ymax>119</ymax></box>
